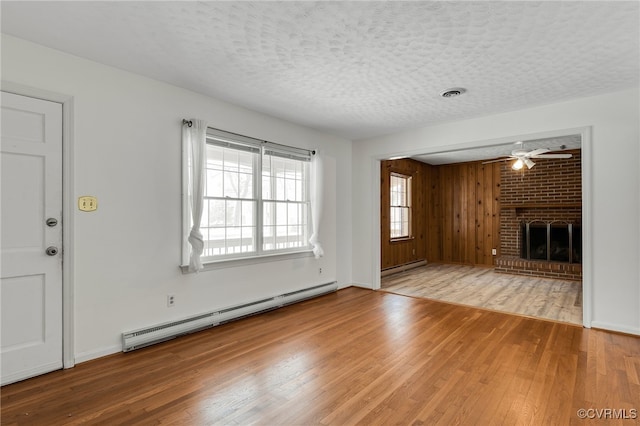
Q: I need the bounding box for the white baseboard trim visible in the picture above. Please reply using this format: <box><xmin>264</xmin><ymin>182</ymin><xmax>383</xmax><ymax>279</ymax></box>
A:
<box><xmin>350</xmin><ymin>282</ymin><xmax>373</xmax><ymax>290</ymax></box>
<box><xmin>1</xmin><ymin>361</ymin><xmax>63</xmax><ymax>386</ymax></box>
<box><xmin>590</xmin><ymin>321</ymin><xmax>640</xmax><ymax>336</ymax></box>
<box><xmin>74</xmin><ymin>344</ymin><xmax>122</xmax><ymax>364</ymax></box>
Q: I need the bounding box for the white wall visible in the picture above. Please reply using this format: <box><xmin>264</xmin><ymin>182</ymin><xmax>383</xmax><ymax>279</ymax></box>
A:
<box><xmin>1</xmin><ymin>35</ymin><xmax>353</xmax><ymax>362</ymax></box>
<box><xmin>353</xmin><ymin>88</ymin><xmax>640</xmax><ymax>336</ymax></box>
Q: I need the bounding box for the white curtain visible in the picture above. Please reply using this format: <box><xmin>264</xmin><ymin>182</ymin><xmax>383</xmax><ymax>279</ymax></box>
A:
<box><xmin>184</xmin><ymin>119</ymin><xmax>207</xmax><ymax>272</ymax></box>
<box><xmin>309</xmin><ymin>150</ymin><xmax>324</xmax><ymax>258</ymax></box>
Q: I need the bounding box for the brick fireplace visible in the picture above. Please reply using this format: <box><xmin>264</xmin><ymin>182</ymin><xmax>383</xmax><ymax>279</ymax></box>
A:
<box><xmin>494</xmin><ymin>149</ymin><xmax>582</xmax><ymax>281</ymax></box>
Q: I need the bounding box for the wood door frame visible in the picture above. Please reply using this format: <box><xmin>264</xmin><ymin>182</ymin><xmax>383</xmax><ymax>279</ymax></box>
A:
<box><xmin>2</xmin><ymin>81</ymin><xmax>76</xmax><ymax>369</ymax></box>
<box><xmin>371</xmin><ymin>126</ymin><xmax>593</xmax><ymax>329</ymax></box>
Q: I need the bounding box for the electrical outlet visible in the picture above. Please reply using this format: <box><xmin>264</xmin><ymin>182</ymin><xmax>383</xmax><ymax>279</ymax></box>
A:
<box><xmin>167</xmin><ymin>294</ymin><xmax>175</xmax><ymax>307</ymax></box>
<box><xmin>492</xmin><ymin>248</ymin><xmax>497</xmax><ymax>256</ymax></box>
<box><xmin>319</xmin><ymin>267</ymin><xmax>322</xmax><ymax>274</ymax></box>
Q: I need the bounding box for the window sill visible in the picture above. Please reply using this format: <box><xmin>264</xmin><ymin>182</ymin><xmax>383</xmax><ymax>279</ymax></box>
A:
<box><xmin>390</xmin><ymin>237</ymin><xmax>415</xmax><ymax>243</ymax></box>
<box><xmin>180</xmin><ymin>250</ymin><xmax>314</xmax><ymax>274</ymax></box>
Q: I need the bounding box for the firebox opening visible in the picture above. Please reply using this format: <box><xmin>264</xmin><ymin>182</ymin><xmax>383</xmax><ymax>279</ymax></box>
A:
<box><xmin>521</xmin><ymin>222</ymin><xmax>581</xmax><ymax>264</ymax></box>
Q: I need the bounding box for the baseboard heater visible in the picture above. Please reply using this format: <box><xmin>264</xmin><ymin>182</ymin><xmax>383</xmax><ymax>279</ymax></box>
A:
<box><xmin>381</xmin><ymin>260</ymin><xmax>427</xmax><ymax>277</ymax></box>
<box><xmin>122</xmin><ymin>281</ymin><xmax>337</xmax><ymax>352</ymax></box>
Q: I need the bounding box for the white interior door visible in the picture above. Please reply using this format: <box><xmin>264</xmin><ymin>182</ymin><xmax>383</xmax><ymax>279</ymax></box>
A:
<box><xmin>1</xmin><ymin>91</ymin><xmax>63</xmax><ymax>385</ymax></box>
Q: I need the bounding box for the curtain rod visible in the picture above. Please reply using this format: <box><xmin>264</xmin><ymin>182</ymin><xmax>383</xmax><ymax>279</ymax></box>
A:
<box><xmin>264</xmin><ymin>139</ymin><xmax>316</xmax><ymax>156</ymax></box>
<box><xmin>182</xmin><ymin>119</ymin><xmax>316</xmax><ymax>155</ymax></box>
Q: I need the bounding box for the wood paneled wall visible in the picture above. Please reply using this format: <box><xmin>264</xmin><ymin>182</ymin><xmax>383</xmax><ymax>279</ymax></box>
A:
<box><xmin>432</xmin><ymin>162</ymin><xmax>501</xmax><ymax>266</ymax></box>
<box><xmin>425</xmin><ymin>165</ymin><xmax>441</xmax><ymax>264</ymax></box>
<box><xmin>381</xmin><ymin>159</ymin><xmax>501</xmax><ymax>270</ymax></box>
<box><xmin>380</xmin><ymin>159</ymin><xmax>430</xmax><ymax>270</ymax></box>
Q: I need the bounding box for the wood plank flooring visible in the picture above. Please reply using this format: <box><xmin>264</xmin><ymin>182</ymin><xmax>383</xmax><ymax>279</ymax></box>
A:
<box><xmin>382</xmin><ymin>263</ymin><xmax>583</xmax><ymax>325</ymax></box>
<box><xmin>2</xmin><ymin>287</ymin><xmax>638</xmax><ymax>425</ymax></box>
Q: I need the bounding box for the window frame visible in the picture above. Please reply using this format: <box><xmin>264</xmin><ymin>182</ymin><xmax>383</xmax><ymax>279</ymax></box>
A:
<box><xmin>182</xmin><ymin>127</ymin><xmax>313</xmax><ymax>267</ymax></box>
<box><xmin>202</xmin><ymin>140</ymin><xmax>261</xmax><ymax>259</ymax></box>
<box><xmin>389</xmin><ymin>172</ymin><xmax>412</xmax><ymax>241</ymax></box>
<box><xmin>261</xmin><ymin>149</ymin><xmax>311</xmax><ymax>253</ymax></box>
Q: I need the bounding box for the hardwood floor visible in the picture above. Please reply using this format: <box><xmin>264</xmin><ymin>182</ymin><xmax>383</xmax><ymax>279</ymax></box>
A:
<box><xmin>2</xmin><ymin>287</ymin><xmax>638</xmax><ymax>425</ymax></box>
<box><xmin>381</xmin><ymin>263</ymin><xmax>583</xmax><ymax>325</ymax></box>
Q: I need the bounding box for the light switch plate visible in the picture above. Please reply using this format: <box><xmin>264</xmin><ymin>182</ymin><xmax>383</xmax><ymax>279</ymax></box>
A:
<box><xmin>78</xmin><ymin>196</ymin><xmax>98</xmax><ymax>212</ymax></box>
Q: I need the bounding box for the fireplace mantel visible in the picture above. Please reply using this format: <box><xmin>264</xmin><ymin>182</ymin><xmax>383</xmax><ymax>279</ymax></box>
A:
<box><xmin>501</xmin><ymin>202</ymin><xmax>581</xmax><ymax>210</ymax></box>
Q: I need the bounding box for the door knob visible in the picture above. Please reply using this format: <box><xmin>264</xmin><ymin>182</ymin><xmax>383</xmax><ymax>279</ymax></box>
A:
<box><xmin>46</xmin><ymin>218</ymin><xmax>58</xmax><ymax>227</ymax></box>
<box><xmin>46</xmin><ymin>246</ymin><xmax>59</xmax><ymax>256</ymax></box>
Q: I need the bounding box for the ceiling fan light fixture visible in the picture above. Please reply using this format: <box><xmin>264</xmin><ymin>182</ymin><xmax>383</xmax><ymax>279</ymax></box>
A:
<box><xmin>524</xmin><ymin>158</ymin><xmax>535</xmax><ymax>169</ymax></box>
<box><xmin>512</xmin><ymin>159</ymin><xmax>524</xmax><ymax>170</ymax></box>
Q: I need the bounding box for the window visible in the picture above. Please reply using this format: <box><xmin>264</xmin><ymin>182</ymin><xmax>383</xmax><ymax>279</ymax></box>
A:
<box><xmin>262</xmin><ymin>150</ymin><xmax>309</xmax><ymax>251</ymax></box>
<box><xmin>390</xmin><ymin>173</ymin><xmax>411</xmax><ymax>239</ymax></box>
<box><xmin>187</xmin><ymin>128</ymin><xmax>312</xmax><ymax>263</ymax></box>
<box><xmin>203</xmin><ymin>141</ymin><xmax>259</xmax><ymax>256</ymax></box>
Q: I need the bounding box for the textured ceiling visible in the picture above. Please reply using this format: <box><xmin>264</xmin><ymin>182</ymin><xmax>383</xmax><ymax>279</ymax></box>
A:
<box><xmin>2</xmin><ymin>1</ymin><xmax>639</xmax><ymax>140</ymax></box>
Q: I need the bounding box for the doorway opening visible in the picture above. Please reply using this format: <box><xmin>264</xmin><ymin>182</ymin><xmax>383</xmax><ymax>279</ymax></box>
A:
<box><xmin>377</xmin><ymin>130</ymin><xmax>588</xmax><ymax>326</ymax></box>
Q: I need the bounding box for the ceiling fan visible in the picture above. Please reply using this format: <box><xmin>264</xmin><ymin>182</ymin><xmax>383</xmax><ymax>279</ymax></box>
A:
<box><xmin>483</xmin><ymin>142</ymin><xmax>572</xmax><ymax>170</ymax></box>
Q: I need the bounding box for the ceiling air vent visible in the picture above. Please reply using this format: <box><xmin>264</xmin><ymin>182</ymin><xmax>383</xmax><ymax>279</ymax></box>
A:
<box><xmin>440</xmin><ymin>88</ymin><xmax>466</xmax><ymax>98</ymax></box>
